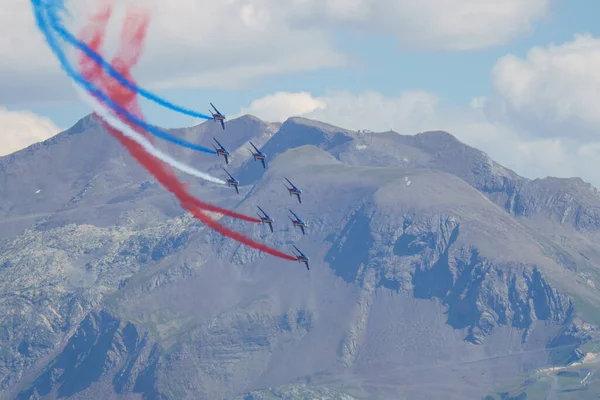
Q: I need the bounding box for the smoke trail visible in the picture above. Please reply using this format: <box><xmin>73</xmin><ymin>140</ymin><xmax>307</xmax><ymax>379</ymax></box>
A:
<box><xmin>76</xmin><ymin>87</ymin><xmax>226</xmax><ymax>184</ymax></box>
<box><xmin>45</xmin><ymin>0</ymin><xmax>214</xmax><ymax>120</ymax></box>
<box><xmin>34</xmin><ymin>0</ymin><xmax>298</xmax><ymax>261</ymax></box>
<box><xmin>75</xmin><ymin>3</ymin><xmax>274</xmax><ymax>225</ymax></box>
<box><xmin>79</xmin><ymin>5</ymin><xmax>297</xmax><ymax>261</ymax></box>
<box><xmin>102</xmin><ymin>129</ymin><xmax>296</xmax><ymax>259</ymax></box>
<box><xmin>102</xmin><ymin>6</ymin><xmax>148</xmax><ymax>123</ymax></box>
<box><xmin>31</xmin><ymin>1</ymin><xmax>224</xmax><ymax>184</ymax></box>
<box><xmin>76</xmin><ymin>9</ymin><xmax>263</xmax><ymax>222</ymax></box>
<box><xmin>32</xmin><ymin>0</ymin><xmax>218</xmax><ymax>155</ymax></box>
<box><xmin>73</xmin><ymin>5</ymin><xmax>226</xmax><ymax>185</ymax></box>
<box><xmin>76</xmin><ymin>50</ymin><xmax>261</xmax><ymax>220</ymax></box>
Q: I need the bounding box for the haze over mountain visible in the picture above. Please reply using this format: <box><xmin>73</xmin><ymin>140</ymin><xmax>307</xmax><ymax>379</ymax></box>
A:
<box><xmin>2</xmin><ymin>114</ymin><xmax>600</xmax><ymax>400</ymax></box>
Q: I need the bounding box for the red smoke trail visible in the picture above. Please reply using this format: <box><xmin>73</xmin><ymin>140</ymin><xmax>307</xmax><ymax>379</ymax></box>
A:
<box><xmin>78</xmin><ymin>6</ymin><xmax>259</xmax><ymax>222</ymax></box>
<box><xmin>105</xmin><ymin>7</ymin><xmax>148</xmax><ymax>126</ymax></box>
<box><xmin>78</xmin><ymin>1</ymin><xmax>112</xmax><ymax>57</ymax></box>
<box><xmin>77</xmin><ymin>5</ymin><xmax>297</xmax><ymax>261</ymax></box>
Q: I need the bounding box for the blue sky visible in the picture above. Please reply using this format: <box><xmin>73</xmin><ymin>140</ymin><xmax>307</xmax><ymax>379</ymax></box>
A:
<box><xmin>9</xmin><ymin>0</ymin><xmax>599</xmax><ymax>131</ymax></box>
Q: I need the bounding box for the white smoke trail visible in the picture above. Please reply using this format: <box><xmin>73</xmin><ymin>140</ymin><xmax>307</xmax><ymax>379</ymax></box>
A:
<box><xmin>75</xmin><ymin>85</ymin><xmax>226</xmax><ymax>185</ymax></box>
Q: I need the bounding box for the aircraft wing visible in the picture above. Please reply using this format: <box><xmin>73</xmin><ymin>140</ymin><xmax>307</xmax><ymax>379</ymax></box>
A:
<box><xmin>292</xmin><ymin>245</ymin><xmax>308</xmax><ymax>259</ymax></box>
<box><xmin>235</xmin><ymin>185</ymin><xmax>239</xmax><ymax>194</ymax></box>
<box><xmin>210</xmin><ymin>102</ymin><xmax>222</xmax><ymax>115</ymax></box>
<box><xmin>304</xmin><ymin>261</ymin><xmax>310</xmax><ymax>270</ymax></box>
<box><xmin>285</xmin><ymin>177</ymin><xmax>295</xmax><ymax>187</ymax></box>
<box><xmin>300</xmin><ymin>226</ymin><xmax>306</xmax><ymax>235</ymax></box>
<box><xmin>268</xmin><ymin>222</ymin><xmax>274</xmax><ymax>233</ymax></box>
<box><xmin>288</xmin><ymin>209</ymin><xmax>299</xmax><ymax>219</ymax></box>
<box><xmin>257</xmin><ymin>206</ymin><xmax>270</xmax><ymax>219</ymax></box>
<box><xmin>223</xmin><ymin>168</ymin><xmax>234</xmax><ymax>179</ymax></box>
<box><xmin>220</xmin><ymin>119</ymin><xmax>225</xmax><ymax>130</ymax></box>
<box><xmin>213</xmin><ymin>137</ymin><xmax>224</xmax><ymax>148</ymax></box>
<box><xmin>296</xmin><ymin>193</ymin><xmax>302</xmax><ymax>204</ymax></box>
<box><xmin>249</xmin><ymin>142</ymin><xmax>260</xmax><ymax>152</ymax></box>
<box><xmin>261</xmin><ymin>158</ymin><xmax>266</xmax><ymax>169</ymax></box>
<box><xmin>224</xmin><ymin>154</ymin><xmax>229</xmax><ymax>165</ymax></box>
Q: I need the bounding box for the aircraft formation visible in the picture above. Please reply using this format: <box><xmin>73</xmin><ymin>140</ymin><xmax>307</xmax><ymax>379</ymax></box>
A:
<box><xmin>214</xmin><ymin>113</ymin><xmax>311</xmax><ymax>270</ymax></box>
<box><xmin>34</xmin><ymin>1</ymin><xmax>310</xmax><ymax>273</ymax></box>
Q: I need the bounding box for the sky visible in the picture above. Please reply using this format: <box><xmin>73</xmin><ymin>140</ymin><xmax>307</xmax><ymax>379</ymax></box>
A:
<box><xmin>2</xmin><ymin>0</ymin><xmax>600</xmax><ymax>186</ymax></box>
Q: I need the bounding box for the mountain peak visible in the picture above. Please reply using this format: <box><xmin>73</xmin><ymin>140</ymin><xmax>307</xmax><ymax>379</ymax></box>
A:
<box><xmin>190</xmin><ymin>114</ymin><xmax>276</xmax><ymax>134</ymax></box>
<box><xmin>234</xmin><ymin>114</ymin><xmax>264</xmax><ymax>123</ymax></box>
<box><xmin>284</xmin><ymin>116</ymin><xmax>354</xmax><ymax>134</ymax></box>
<box><xmin>413</xmin><ymin>130</ymin><xmax>466</xmax><ymax>150</ymax></box>
<box><xmin>69</xmin><ymin>113</ymin><xmax>102</xmax><ymax>135</ymax></box>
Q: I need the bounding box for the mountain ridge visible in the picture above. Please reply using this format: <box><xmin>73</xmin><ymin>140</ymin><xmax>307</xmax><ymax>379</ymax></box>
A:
<box><xmin>2</xmin><ymin>113</ymin><xmax>600</xmax><ymax>399</ymax></box>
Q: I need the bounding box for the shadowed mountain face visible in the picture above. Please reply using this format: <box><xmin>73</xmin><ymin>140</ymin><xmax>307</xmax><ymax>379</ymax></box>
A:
<box><xmin>1</xmin><ymin>115</ymin><xmax>600</xmax><ymax>400</ymax></box>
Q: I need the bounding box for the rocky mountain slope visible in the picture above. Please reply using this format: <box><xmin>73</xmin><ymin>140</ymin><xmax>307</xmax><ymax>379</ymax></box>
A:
<box><xmin>1</xmin><ymin>114</ymin><xmax>600</xmax><ymax>399</ymax></box>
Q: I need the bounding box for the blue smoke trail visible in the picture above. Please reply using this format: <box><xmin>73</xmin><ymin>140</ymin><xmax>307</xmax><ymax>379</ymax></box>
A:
<box><xmin>44</xmin><ymin>1</ymin><xmax>214</xmax><ymax>121</ymax></box>
<box><xmin>31</xmin><ymin>0</ymin><xmax>217</xmax><ymax>155</ymax></box>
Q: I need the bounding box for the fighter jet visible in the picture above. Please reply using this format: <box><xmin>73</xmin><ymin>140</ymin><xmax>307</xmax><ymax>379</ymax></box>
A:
<box><xmin>292</xmin><ymin>245</ymin><xmax>310</xmax><ymax>270</ymax></box>
<box><xmin>248</xmin><ymin>141</ymin><xmax>267</xmax><ymax>169</ymax></box>
<box><xmin>284</xmin><ymin>178</ymin><xmax>302</xmax><ymax>204</ymax></box>
<box><xmin>213</xmin><ymin>138</ymin><xmax>230</xmax><ymax>164</ymax></box>
<box><xmin>256</xmin><ymin>206</ymin><xmax>274</xmax><ymax>233</ymax></box>
<box><xmin>288</xmin><ymin>209</ymin><xmax>308</xmax><ymax>235</ymax></box>
<box><xmin>209</xmin><ymin>102</ymin><xmax>225</xmax><ymax>130</ymax></box>
<box><xmin>223</xmin><ymin>168</ymin><xmax>239</xmax><ymax>194</ymax></box>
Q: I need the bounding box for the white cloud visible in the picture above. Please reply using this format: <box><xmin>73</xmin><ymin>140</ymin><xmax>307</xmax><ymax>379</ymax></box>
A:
<box><xmin>236</xmin><ymin>91</ymin><xmax>327</xmax><ymax>122</ymax></box>
<box><xmin>0</xmin><ymin>107</ymin><xmax>61</xmax><ymax>156</ymax></box>
<box><xmin>1</xmin><ymin>0</ymin><xmax>548</xmax><ymax>104</ymax></box>
<box><xmin>490</xmin><ymin>34</ymin><xmax>600</xmax><ymax>140</ymax></box>
<box><xmin>239</xmin><ymin>90</ymin><xmax>441</xmax><ymax>133</ymax></box>
<box><xmin>284</xmin><ymin>0</ymin><xmax>549</xmax><ymax>51</ymax></box>
<box><xmin>238</xmin><ymin>89</ymin><xmax>600</xmax><ymax>187</ymax></box>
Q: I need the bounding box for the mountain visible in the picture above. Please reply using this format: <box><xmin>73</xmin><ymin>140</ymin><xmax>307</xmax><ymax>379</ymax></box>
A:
<box><xmin>0</xmin><ymin>114</ymin><xmax>276</xmax><ymax>238</ymax></box>
<box><xmin>1</xmin><ymin>114</ymin><xmax>600</xmax><ymax>399</ymax></box>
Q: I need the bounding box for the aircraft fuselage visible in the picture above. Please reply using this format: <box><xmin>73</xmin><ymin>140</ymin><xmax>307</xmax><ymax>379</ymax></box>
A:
<box><xmin>297</xmin><ymin>257</ymin><xmax>309</xmax><ymax>270</ymax></box>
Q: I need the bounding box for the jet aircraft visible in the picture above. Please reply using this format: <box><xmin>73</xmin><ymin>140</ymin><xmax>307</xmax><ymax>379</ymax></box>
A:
<box><xmin>288</xmin><ymin>209</ymin><xmax>308</xmax><ymax>235</ymax></box>
<box><xmin>292</xmin><ymin>245</ymin><xmax>310</xmax><ymax>270</ymax></box>
<box><xmin>248</xmin><ymin>142</ymin><xmax>267</xmax><ymax>168</ymax></box>
<box><xmin>284</xmin><ymin>178</ymin><xmax>302</xmax><ymax>204</ymax></box>
<box><xmin>256</xmin><ymin>206</ymin><xmax>274</xmax><ymax>233</ymax></box>
<box><xmin>213</xmin><ymin>138</ymin><xmax>230</xmax><ymax>164</ymax></box>
<box><xmin>209</xmin><ymin>102</ymin><xmax>225</xmax><ymax>130</ymax></box>
<box><xmin>223</xmin><ymin>168</ymin><xmax>239</xmax><ymax>194</ymax></box>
